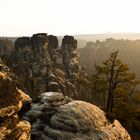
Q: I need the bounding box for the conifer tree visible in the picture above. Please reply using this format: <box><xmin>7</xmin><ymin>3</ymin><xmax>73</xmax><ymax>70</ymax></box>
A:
<box><xmin>91</xmin><ymin>50</ymin><xmax>139</xmax><ymax>113</ymax></box>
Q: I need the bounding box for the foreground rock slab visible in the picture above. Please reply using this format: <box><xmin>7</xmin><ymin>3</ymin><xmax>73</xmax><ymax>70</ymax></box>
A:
<box><xmin>24</xmin><ymin>92</ymin><xmax>131</xmax><ymax>140</ymax></box>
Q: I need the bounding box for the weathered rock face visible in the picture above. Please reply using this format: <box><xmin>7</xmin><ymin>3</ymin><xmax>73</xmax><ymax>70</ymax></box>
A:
<box><xmin>24</xmin><ymin>92</ymin><xmax>131</xmax><ymax>140</ymax></box>
<box><xmin>13</xmin><ymin>33</ymin><xmax>51</xmax><ymax>97</ymax></box>
<box><xmin>61</xmin><ymin>36</ymin><xmax>78</xmax><ymax>77</ymax></box>
<box><xmin>61</xmin><ymin>36</ymin><xmax>90</xmax><ymax>99</ymax></box>
<box><xmin>0</xmin><ymin>63</ymin><xmax>31</xmax><ymax>140</ymax></box>
<box><xmin>15</xmin><ymin>37</ymin><xmax>31</xmax><ymax>50</ymax></box>
<box><xmin>48</xmin><ymin>35</ymin><xmax>59</xmax><ymax>50</ymax></box>
<box><xmin>9</xmin><ymin>33</ymin><xmax>89</xmax><ymax>100</ymax></box>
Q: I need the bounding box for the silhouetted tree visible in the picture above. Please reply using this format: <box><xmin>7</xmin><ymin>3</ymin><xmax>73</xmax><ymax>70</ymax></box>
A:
<box><xmin>91</xmin><ymin>50</ymin><xmax>140</xmax><ymax>113</ymax></box>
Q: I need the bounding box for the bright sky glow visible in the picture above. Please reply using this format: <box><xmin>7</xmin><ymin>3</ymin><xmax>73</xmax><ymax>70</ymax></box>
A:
<box><xmin>0</xmin><ymin>0</ymin><xmax>140</xmax><ymax>36</ymax></box>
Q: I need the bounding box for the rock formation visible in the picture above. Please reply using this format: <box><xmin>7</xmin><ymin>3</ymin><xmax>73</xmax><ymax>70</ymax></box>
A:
<box><xmin>24</xmin><ymin>92</ymin><xmax>131</xmax><ymax>140</ymax></box>
<box><xmin>8</xmin><ymin>33</ymin><xmax>89</xmax><ymax>100</ymax></box>
<box><xmin>0</xmin><ymin>62</ymin><xmax>31</xmax><ymax>140</ymax></box>
<box><xmin>0</xmin><ymin>62</ymin><xmax>131</xmax><ymax>140</ymax></box>
<box><xmin>0</xmin><ymin>36</ymin><xmax>132</xmax><ymax>140</ymax></box>
<box><xmin>13</xmin><ymin>34</ymin><xmax>51</xmax><ymax>97</ymax></box>
<box><xmin>61</xmin><ymin>36</ymin><xmax>89</xmax><ymax>99</ymax></box>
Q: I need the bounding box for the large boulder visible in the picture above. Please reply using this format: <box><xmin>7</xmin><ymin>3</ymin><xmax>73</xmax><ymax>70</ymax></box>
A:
<box><xmin>24</xmin><ymin>92</ymin><xmax>131</xmax><ymax>140</ymax></box>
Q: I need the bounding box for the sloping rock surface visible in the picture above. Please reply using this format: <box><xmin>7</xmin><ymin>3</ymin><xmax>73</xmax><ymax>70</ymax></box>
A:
<box><xmin>0</xmin><ymin>63</ymin><xmax>31</xmax><ymax>140</ymax></box>
<box><xmin>24</xmin><ymin>92</ymin><xmax>131</xmax><ymax>140</ymax></box>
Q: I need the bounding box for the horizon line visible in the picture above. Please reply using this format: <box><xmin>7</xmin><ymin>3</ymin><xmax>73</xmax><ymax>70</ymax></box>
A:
<box><xmin>1</xmin><ymin>32</ymin><xmax>140</xmax><ymax>37</ymax></box>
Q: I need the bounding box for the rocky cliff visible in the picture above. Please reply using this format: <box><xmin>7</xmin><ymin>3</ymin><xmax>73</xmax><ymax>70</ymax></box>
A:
<box><xmin>24</xmin><ymin>92</ymin><xmax>131</xmax><ymax>140</ymax></box>
<box><xmin>9</xmin><ymin>33</ymin><xmax>89</xmax><ymax>100</ymax></box>
<box><xmin>0</xmin><ymin>36</ymin><xmax>132</xmax><ymax>140</ymax></box>
<box><xmin>0</xmin><ymin>62</ymin><xmax>31</xmax><ymax>140</ymax></box>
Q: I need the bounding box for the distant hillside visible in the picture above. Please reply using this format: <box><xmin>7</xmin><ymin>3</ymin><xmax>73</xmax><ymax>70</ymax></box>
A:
<box><xmin>78</xmin><ymin>38</ymin><xmax>140</xmax><ymax>80</ymax></box>
<box><xmin>0</xmin><ymin>37</ymin><xmax>17</xmax><ymax>43</ymax></box>
<box><xmin>74</xmin><ymin>33</ymin><xmax>140</xmax><ymax>47</ymax></box>
<box><xmin>7</xmin><ymin>37</ymin><xmax>17</xmax><ymax>42</ymax></box>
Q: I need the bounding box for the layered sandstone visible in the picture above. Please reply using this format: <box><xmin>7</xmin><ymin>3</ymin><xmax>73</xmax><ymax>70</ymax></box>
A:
<box><xmin>11</xmin><ymin>34</ymin><xmax>89</xmax><ymax>99</ymax></box>
<box><xmin>0</xmin><ymin>63</ymin><xmax>31</xmax><ymax>140</ymax></box>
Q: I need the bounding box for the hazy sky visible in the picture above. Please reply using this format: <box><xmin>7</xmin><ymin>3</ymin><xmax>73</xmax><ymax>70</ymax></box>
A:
<box><xmin>0</xmin><ymin>0</ymin><xmax>140</xmax><ymax>36</ymax></box>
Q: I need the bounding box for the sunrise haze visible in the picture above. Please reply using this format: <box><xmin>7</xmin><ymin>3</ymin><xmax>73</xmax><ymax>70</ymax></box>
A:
<box><xmin>0</xmin><ymin>0</ymin><xmax>140</xmax><ymax>36</ymax></box>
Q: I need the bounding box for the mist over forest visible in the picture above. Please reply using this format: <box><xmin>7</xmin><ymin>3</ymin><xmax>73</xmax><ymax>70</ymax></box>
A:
<box><xmin>78</xmin><ymin>37</ymin><xmax>140</xmax><ymax>79</ymax></box>
<box><xmin>75</xmin><ymin>33</ymin><xmax>140</xmax><ymax>47</ymax></box>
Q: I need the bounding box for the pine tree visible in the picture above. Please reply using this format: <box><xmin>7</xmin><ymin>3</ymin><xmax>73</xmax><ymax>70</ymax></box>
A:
<box><xmin>91</xmin><ymin>50</ymin><xmax>140</xmax><ymax>113</ymax></box>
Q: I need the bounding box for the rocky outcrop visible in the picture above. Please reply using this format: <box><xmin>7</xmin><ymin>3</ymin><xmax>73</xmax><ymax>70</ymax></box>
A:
<box><xmin>48</xmin><ymin>35</ymin><xmax>59</xmax><ymax>50</ymax></box>
<box><xmin>61</xmin><ymin>36</ymin><xmax>78</xmax><ymax>78</ymax></box>
<box><xmin>13</xmin><ymin>33</ymin><xmax>51</xmax><ymax>97</ymax></box>
<box><xmin>24</xmin><ymin>92</ymin><xmax>131</xmax><ymax>140</ymax></box>
<box><xmin>9</xmin><ymin>33</ymin><xmax>89</xmax><ymax>100</ymax></box>
<box><xmin>15</xmin><ymin>37</ymin><xmax>31</xmax><ymax>50</ymax></box>
<box><xmin>0</xmin><ymin>63</ymin><xmax>31</xmax><ymax>140</ymax></box>
<box><xmin>61</xmin><ymin>36</ymin><xmax>89</xmax><ymax>99</ymax></box>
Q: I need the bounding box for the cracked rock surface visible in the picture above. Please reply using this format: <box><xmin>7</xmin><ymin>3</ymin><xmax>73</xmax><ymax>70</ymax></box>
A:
<box><xmin>24</xmin><ymin>92</ymin><xmax>131</xmax><ymax>140</ymax></box>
